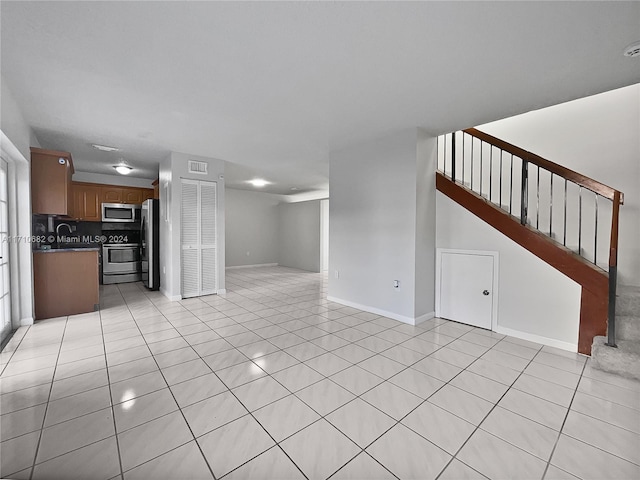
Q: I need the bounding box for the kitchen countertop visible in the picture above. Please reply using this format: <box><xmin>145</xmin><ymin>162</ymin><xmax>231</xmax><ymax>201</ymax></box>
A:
<box><xmin>34</xmin><ymin>247</ymin><xmax>100</xmax><ymax>253</ymax></box>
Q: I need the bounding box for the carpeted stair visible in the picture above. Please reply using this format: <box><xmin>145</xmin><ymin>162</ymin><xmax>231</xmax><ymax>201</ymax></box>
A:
<box><xmin>591</xmin><ymin>285</ymin><xmax>640</xmax><ymax>380</ymax></box>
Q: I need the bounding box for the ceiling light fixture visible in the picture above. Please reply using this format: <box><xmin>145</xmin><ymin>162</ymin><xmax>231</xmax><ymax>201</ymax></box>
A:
<box><xmin>290</xmin><ymin>187</ymin><xmax>299</xmax><ymax>191</ymax></box>
<box><xmin>92</xmin><ymin>144</ymin><xmax>120</xmax><ymax>152</ymax></box>
<box><xmin>247</xmin><ymin>179</ymin><xmax>269</xmax><ymax>187</ymax></box>
<box><xmin>114</xmin><ymin>165</ymin><xmax>133</xmax><ymax>175</ymax></box>
<box><xmin>623</xmin><ymin>41</ymin><xmax>640</xmax><ymax>57</ymax></box>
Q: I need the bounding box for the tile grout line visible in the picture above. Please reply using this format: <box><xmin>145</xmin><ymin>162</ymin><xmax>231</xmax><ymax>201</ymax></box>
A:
<box><xmin>12</xmin><ymin>269</ymin><xmax>638</xmax><ymax>480</ymax></box>
<box><xmin>148</xmin><ymin>282</ymin><xmax>322</xmax><ymax>479</ymax></box>
<box><xmin>111</xmin><ymin>283</ymin><xmax>218</xmax><ymax>480</ymax></box>
<box><xmin>98</xmin><ymin>301</ymin><xmax>128</xmax><ymax>480</ymax></box>
<box><xmin>27</xmin><ymin>317</ymin><xmax>68</xmax><ymax>480</ymax></box>
<box><xmin>173</xmin><ymin>273</ymin><xmax>550</xmax><ymax>477</ymax></box>
<box><xmin>126</xmin><ymin>279</ymin><xmax>361</xmax><ymax>479</ymax></box>
<box><xmin>432</xmin><ymin>337</ymin><xmax>544</xmax><ymax>480</ymax></box>
<box><xmin>541</xmin><ymin>357</ymin><xmax>589</xmax><ymax>480</ymax></box>
<box><xmin>131</xmin><ymin>282</ymin><xmax>312</xmax><ymax>480</ymax></box>
<box><xmin>104</xmin><ymin>279</ymin><xmax>517</xmax><ymax>479</ymax></box>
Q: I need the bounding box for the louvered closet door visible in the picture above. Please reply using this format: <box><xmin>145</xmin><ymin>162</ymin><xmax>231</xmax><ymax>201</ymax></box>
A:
<box><xmin>200</xmin><ymin>181</ymin><xmax>217</xmax><ymax>295</ymax></box>
<box><xmin>181</xmin><ymin>179</ymin><xmax>217</xmax><ymax>298</ymax></box>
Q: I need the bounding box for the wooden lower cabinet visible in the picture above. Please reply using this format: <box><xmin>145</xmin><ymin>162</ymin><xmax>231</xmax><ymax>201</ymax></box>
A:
<box><xmin>33</xmin><ymin>250</ymin><xmax>99</xmax><ymax>320</ymax></box>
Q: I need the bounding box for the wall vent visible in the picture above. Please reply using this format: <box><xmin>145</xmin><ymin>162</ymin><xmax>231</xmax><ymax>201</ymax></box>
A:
<box><xmin>188</xmin><ymin>160</ymin><xmax>208</xmax><ymax>175</ymax></box>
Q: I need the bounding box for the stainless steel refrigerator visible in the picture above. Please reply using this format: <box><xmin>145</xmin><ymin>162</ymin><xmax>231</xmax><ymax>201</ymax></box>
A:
<box><xmin>141</xmin><ymin>199</ymin><xmax>160</xmax><ymax>290</ymax></box>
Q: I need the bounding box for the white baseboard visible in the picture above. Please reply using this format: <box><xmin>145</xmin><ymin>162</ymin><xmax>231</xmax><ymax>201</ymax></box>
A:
<box><xmin>415</xmin><ymin>311</ymin><xmax>435</xmax><ymax>325</ymax></box>
<box><xmin>226</xmin><ymin>263</ymin><xmax>278</xmax><ymax>270</ymax></box>
<box><xmin>160</xmin><ymin>287</ymin><xmax>182</xmax><ymax>302</ymax></box>
<box><xmin>327</xmin><ymin>296</ymin><xmax>429</xmax><ymax>326</ymax></box>
<box><xmin>20</xmin><ymin>317</ymin><xmax>34</xmax><ymax>326</ymax></box>
<box><xmin>495</xmin><ymin>325</ymin><xmax>577</xmax><ymax>353</ymax></box>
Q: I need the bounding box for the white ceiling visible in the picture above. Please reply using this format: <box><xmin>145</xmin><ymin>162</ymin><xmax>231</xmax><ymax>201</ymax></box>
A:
<box><xmin>1</xmin><ymin>2</ymin><xmax>639</xmax><ymax>195</ymax></box>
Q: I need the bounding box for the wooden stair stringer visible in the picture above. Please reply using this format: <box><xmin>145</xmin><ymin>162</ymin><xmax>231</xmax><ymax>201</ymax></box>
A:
<box><xmin>436</xmin><ymin>172</ymin><xmax>608</xmax><ymax>355</ymax></box>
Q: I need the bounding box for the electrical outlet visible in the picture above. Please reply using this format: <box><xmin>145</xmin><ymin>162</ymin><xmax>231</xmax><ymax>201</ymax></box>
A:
<box><xmin>393</xmin><ymin>280</ymin><xmax>399</xmax><ymax>288</ymax></box>
<box><xmin>334</xmin><ymin>270</ymin><xmax>340</xmax><ymax>279</ymax></box>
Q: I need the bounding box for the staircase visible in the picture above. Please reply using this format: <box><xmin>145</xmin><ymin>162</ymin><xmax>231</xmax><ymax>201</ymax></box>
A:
<box><xmin>591</xmin><ymin>285</ymin><xmax>640</xmax><ymax>380</ymax></box>
<box><xmin>436</xmin><ymin>128</ymin><xmax>625</xmax><ymax>358</ymax></box>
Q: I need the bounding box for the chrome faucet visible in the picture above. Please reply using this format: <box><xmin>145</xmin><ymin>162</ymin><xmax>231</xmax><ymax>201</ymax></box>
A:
<box><xmin>55</xmin><ymin>222</ymin><xmax>73</xmax><ymax>237</ymax></box>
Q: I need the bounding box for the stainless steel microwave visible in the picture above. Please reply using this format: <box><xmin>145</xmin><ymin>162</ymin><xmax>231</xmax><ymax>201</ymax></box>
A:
<box><xmin>101</xmin><ymin>203</ymin><xmax>141</xmax><ymax>223</ymax></box>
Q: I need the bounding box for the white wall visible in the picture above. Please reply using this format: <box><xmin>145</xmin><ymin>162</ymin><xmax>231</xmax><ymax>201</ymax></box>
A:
<box><xmin>159</xmin><ymin>152</ymin><xmax>225</xmax><ymax>300</ymax></box>
<box><xmin>437</xmin><ymin>192</ymin><xmax>581</xmax><ymax>349</ymax></box>
<box><xmin>158</xmin><ymin>154</ymin><xmax>173</xmax><ymax>299</ymax></box>
<box><xmin>320</xmin><ymin>199</ymin><xmax>329</xmax><ymax>271</ymax></box>
<box><xmin>1</xmin><ymin>76</ymin><xmax>39</xmax><ymax>160</ymax></box>
<box><xmin>278</xmin><ymin>200</ymin><xmax>321</xmax><ymax>272</ymax></box>
<box><xmin>0</xmin><ymin>77</ymin><xmax>39</xmax><ymax>327</ymax></box>
<box><xmin>329</xmin><ymin>128</ymin><xmax>437</xmax><ymax>323</ymax></box>
<box><xmin>225</xmin><ymin>188</ymin><xmax>282</xmax><ymax>267</ymax></box>
<box><xmin>478</xmin><ymin>84</ymin><xmax>640</xmax><ymax>286</ymax></box>
<box><xmin>415</xmin><ymin>132</ymin><xmax>437</xmax><ymax>318</ymax></box>
<box><xmin>73</xmin><ymin>171</ymin><xmax>155</xmax><ymax>188</ymax></box>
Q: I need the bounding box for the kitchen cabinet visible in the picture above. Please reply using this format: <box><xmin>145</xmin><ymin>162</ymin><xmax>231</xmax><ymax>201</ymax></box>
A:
<box><xmin>100</xmin><ymin>185</ymin><xmax>151</xmax><ymax>205</ymax></box>
<box><xmin>33</xmin><ymin>249</ymin><xmax>99</xmax><ymax>319</ymax></box>
<box><xmin>71</xmin><ymin>183</ymin><xmax>101</xmax><ymax>221</ymax></box>
<box><xmin>143</xmin><ymin>189</ymin><xmax>154</xmax><ymax>202</ymax></box>
<box><xmin>152</xmin><ymin>179</ymin><xmax>160</xmax><ymax>200</ymax></box>
<box><xmin>122</xmin><ymin>187</ymin><xmax>143</xmax><ymax>204</ymax></box>
<box><xmin>101</xmin><ymin>186</ymin><xmax>123</xmax><ymax>204</ymax></box>
<box><xmin>31</xmin><ymin>147</ymin><xmax>74</xmax><ymax>215</ymax></box>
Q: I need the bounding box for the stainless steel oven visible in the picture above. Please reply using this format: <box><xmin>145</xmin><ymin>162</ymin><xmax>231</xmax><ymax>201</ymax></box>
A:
<box><xmin>102</xmin><ymin>203</ymin><xmax>141</xmax><ymax>223</ymax></box>
<box><xmin>102</xmin><ymin>243</ymin><xmax>141</xmax><ymax>284</ymax></box>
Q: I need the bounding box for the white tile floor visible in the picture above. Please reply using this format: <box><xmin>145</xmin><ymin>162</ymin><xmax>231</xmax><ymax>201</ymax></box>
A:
<box><xmin>1</xmin><ymin>266</ymin><xmax>640</xmax><ymax>480</ymax></box>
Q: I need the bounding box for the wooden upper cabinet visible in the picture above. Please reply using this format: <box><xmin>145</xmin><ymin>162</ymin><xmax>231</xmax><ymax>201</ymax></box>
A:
<box><xmin>71</xmin><ymin>183</ymin><xmax>101</xmax><ymax>222</ymax></box>
<box><xmin>152</xmin><ymin>179</ymin><xmax>160</xmax><ymax>200</ymax></box>
<box><xmin>100</xmin><ymin>186</ymin><xmax>150</xmax><ymax>205</ymax></box>
<box><xmin>101</xmin><ymin>186</ymin><xmax>123</xmax><ymax>204</ymax></box>
<box><xmin>142</xmin><ymin>189</ymin><xmax>154</xmax><ymax>201</ymax></box>
<box><xmin>31</xmin><ymin>148</ymin><xmax>74</xmax><ymax>215</ymax></box>
<box><xmin>122</xmin><ymin>188</ymin><xmax>143</xmax><ymax>204</ymax></box>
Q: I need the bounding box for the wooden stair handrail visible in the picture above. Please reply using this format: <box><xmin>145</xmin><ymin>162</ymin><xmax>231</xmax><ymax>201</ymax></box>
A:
<box><xmin>464</xmin><ymin>128</ymin><xmax>624</xmax><ymax>204</ymax></box>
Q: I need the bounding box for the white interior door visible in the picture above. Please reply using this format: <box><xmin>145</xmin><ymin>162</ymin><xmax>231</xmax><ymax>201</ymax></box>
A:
<box><xmin>181</xmin><ymin>179</ymin><xmax>217</xmax><ymax>298</ymax></box>
<box><xmin>438</xmin><ymin>250</ymin><xmax>497</xmax><ymax>330</ymax></box>
<box><xmin>0</xmin><ymin>159</ymin><xmax>11</xmax><ymax>343</ymax></box>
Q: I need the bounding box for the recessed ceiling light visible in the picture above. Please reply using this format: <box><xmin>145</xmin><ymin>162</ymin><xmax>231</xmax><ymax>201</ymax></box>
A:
<box><xmin>623</xmin><ymin>41</ymin><xmax>640</xmax><ymax>57</ymax></box>
<box><xmin>92</xmin><ymin>144</ymin><xmax>120</xmax><ymax>152</ymax></box>
<box><xmin>114</xmin><ymin>165</ymin><xmax>133</xmax><ymax>175</ymax></box>
<box><xmin>247</xmin><ymin>179</ymin><xmax>269</xmax><ymax>187</ymax></box>
<box><xmin>290</xmin><ymin>187</ymin><xmax>299</xmax><ymax>191</ymax></box>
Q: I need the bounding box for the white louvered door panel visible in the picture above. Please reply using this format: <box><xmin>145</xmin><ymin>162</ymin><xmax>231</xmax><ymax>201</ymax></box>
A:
<box><xmin>200</xmin><ymin>182</ymin><xmax>217</xmax><ymax>294</ymax></box>
<box><xmin>180</xmin><ymin>179</ymin><xmax>218</xmax><ymax>298</ymax></box>
<box><xmin>181</xmin><ymin>248</ymin><xmax>199</xmax><ymax>298</ymax></box>
<box><xmin>181</xmin><ymin>180</ymin><xmax>200</xmax><ymax>298</ymax></box>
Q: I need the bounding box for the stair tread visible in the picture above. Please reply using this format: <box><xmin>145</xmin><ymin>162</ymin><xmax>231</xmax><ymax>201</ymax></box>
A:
<box><xmin>618</xmin><ymin>285</ymin><xmax>640</xmax><ymax>296</ymax></box>
<box><xmin>594</xmin><ymin>336</ymin><xmax>640</xmax><ymax>354</ymax></box>
<box><xmin>591</xmin><ymin>336</ymin><xmax>640</xmax><ymax>380</ymax></box>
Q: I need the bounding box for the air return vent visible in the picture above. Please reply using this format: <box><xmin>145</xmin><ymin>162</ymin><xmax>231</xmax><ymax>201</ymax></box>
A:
<box><xmin>623</xmin><ymin>41</ymin><xmax>640</xmax><ymax>58</ymax></box>
<box><xmin>188</xmin><ymin>160</ymin><xmax>208</xmax><ymax>175</ymax></box>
